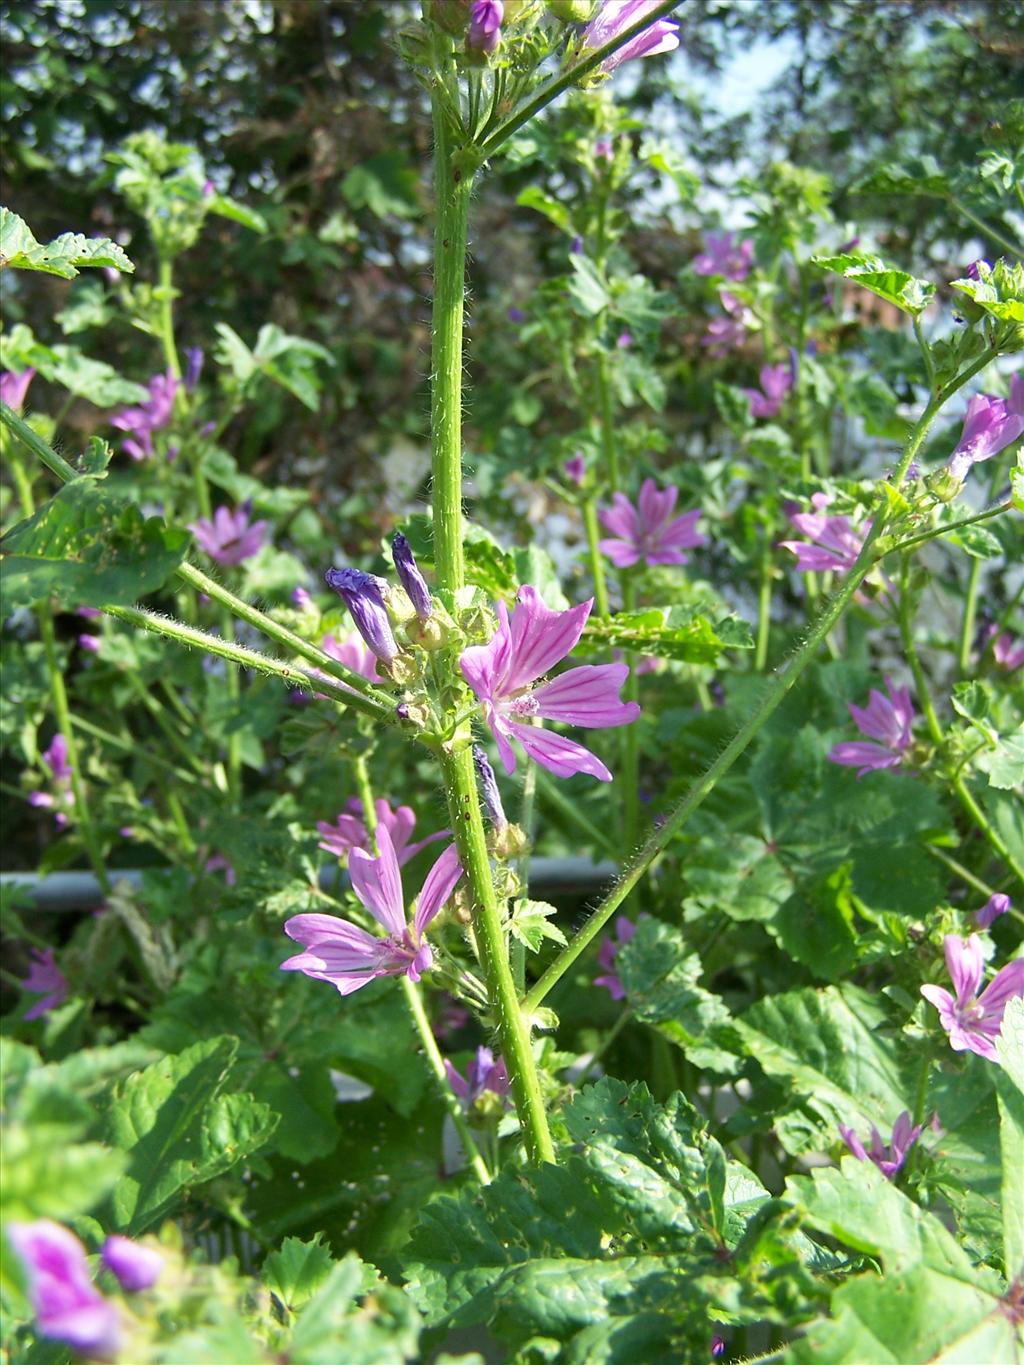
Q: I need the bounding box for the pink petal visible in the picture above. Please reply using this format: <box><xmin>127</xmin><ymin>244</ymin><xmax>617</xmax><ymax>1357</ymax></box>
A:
<box><xmin>598</xmin><ymin>538</ymin><xmax>643</xmax><ymax>568</ymax></box>
<box><xmin>348</xmin><ymin>825</ymin><xmax>406</xmax><ymax>937</ymax></box>
<box><xmin>413</xmin><ymin>842</ymin><xmax>464</xmax><ymax>937</ymax></box>
<box><xmin>944</xmin><ymin>934</ymin><xmax>984</xmax><ymax>1006</ymax></box>
<box><xmin>531</xmin><ymin>663</ymin><xmax>641</xmax><ymax>728</ymax></box>
<box><xmin>503</xmin><ymin>587</ymin><xmax>593</xmax><ymax>694</ymax></box>
<box><xmin>506</xmin><ymin>721</ymin><xmax>613</xmax><ymax>781</ymax></box>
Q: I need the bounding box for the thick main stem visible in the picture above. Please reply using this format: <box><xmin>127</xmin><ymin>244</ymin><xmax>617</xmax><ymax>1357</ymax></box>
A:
<box><xmin>430</xmin><ymin>93</ymin><xmax>554</xmax><ymax>1163</ymax></box>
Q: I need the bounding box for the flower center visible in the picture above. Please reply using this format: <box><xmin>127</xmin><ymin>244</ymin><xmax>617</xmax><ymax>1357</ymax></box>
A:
<box><xmin>506</xmin><ymin>691</ymin><xmax>540</xmax><ymax>717</ymax></box>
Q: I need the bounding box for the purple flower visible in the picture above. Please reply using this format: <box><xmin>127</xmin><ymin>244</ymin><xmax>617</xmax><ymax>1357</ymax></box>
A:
<box><xmin>594</xmin><ymin>137</ymin><xmax>615</xmax><ymax>161</ymax></box>
<box><xmin>460</xmin><ymin>586</ymin><xmax>640</xmax><ymax>782</ymax></box>
<box><xmin>20</xmin><ymin>947</ymin><xmax>68</xmax><ymax>1020</ymax></box>
<box><xmin>571</xmin><ymin>235</ymin><xmax>584</xmax><ymax>255</ymax></box>
<box><xmin>947</xmin><ymin>378</ymin><xmax>1024</xmax><ymax>483</ymax></box>
<box><xmin>317</xmin><ymin>797</ymin><xmax>447</xmax><ymax>865</ymax></box>
<box><xmin>701</xmin><ymin>291</ymin><xmax>750</xmax><ymax>356</ymax></box>
<box><xmin>616</xmin><ymin>330</ymin><xmax>633</xmax><ymax>348</ymax></box>
<box><xmin>599</xmin><ymin>478</ymin><xmax>706</xmax><ymax>569</ymax></box>
<box><xmin>282</xmin><ymin>825</ymin><xmax>464</xmax><ymax>993</ymax></box>
<box><xmin>7</xmin><ymin>1221</ymin><xmax>122</xmax><ymax>1358</ymax></box>
<box><xmin>920</xmin><ymin>933</ymin><xmax>1024</xmax><ymax>1062</ymax></box>
<box><xmin>392</xmin><ymin>532</ymin><xmax>433</xmax><ymax>620</ymax></box>
<box><xmin>189</xmin><ymin>503</ymin><xmax>269</xmax><ymax>567</ymax></box>
<box><xmin>582</xmin><ymin>0</ymin><xmax>680</xmax><ymax>73</ymax></box>
<box><xmin>693</xmin><ymin>231</ymin><xmax>754</xmax><ymax>282</ymax></box>
<box><xmin>29</xmin><ymin>734</ymin><xmax>74</xmax><ymax>829</ymax></box>
<box><xmin>711</xmin><ymin>1336</ymin><xmax>726</xmax><ymax>1359</ymax></box>
<box><xmin>110</xmin><ymin>369</ymin><xmax>179</xmax><ymax>461</ymax></box>
<box><xmin>827</xmin><ymin>678</ymin><xmax>914</xmax><ymax>777</ymax></box>
<box><xmin>78</xmin><ymin>633</ymin><xmax>101</xmax><ymax>654</ymax></box>
<box><xmin>964</xmin><ymin>258</ymin><xmax>992</xmax><ymax>280</ymax></box>
<box><xmin>564</xmin><ymin>452</ymin><xmax>587</xmax><ymax>485</ymax></box>
<box><xmin>594</xmin><ymin>915</ymin><xmax>636</xmax><ymax>999</ymax></box>
<box><xmin>444</xmin><ymin>1045</ymin><xmax>511</xmax><ymax>1107</ymax></box>
<box><xmin>0</xmin><ymin>367</ymin><xmax>36</xmax><ymax>410</ymax></box>
<box><xmin>321</xmin><ymin>630</ymin><xmax>381</xmax><ymax>681</ymax></box>
<box><xmin>468</xmin><ymin>0</ymin><xmax>503</xmax><ymax>51</ymax></box>
<box><xmin>838</xmin><ymin>1110</ymin><xmax>923</xmax><ymax>1179</ymax></box>
<box><xmin>507</xmin><ymin>306</ymin><xmax>527</xmax><ymax>323</ymax></box>
<box><xmin>101</xmin><ymin>1236</ymin><xmax>162</xmax><ymax>1292</ymax></box>
<box><xmin>205</xmin><ymin>853</ymin><xmax>236</xmax><ymax>886</ymax></box>
<box><xmin>743</xmin><ymin>362</ymin><xmax>792</xmax><ymax>419</ymax></box>
<box><xmin>779</xmin><ymin>493</ymin><xmax>868</xmax><ymax>574</ymax></box>
<box><xmin>976</xmin><ymin>894</ymin><xmax>1011</xmax><ymax>930</ymax></box>
<box><xmin>183</xmin><ymin>347</ymin><xmax>204</xmax><ymax>391</ymax></box>
<box><xmin>473</xmin><ymin>745</ymin><xmax>507</xmax><ymax>828</ymax></box>
<box><xmin>292</xmin><ymin>586</ymin><xmax>313</xmax><ymax>610</ymax></box>
<box><xmin>986</xmin><ymin>626</ymin><xmax>1024</xmax><ymax>672</ymax></box>
<box><xmin>325</xmin><ymin>567</ymin><xmax>400</xmax><ymax>665</ymax></box>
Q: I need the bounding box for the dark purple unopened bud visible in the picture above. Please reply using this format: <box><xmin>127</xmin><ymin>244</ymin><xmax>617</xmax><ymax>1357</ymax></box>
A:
<box><xmin>571</xmin><ymin>235</ymin><xmax>583</xmax><ymax>255</ymax></box>
<box><xmin>184</xmin><ymin>347</ymin><xmax>204</xmax><ymax>391</ymax></box>
<box><xmin>324</xmin><ymin>567</ymin><xmax>400</xmax><ymax>663</ymax></box>
<box><xmin>101</xmin><ymin>1235</ymin><xmax>163</xmax><ymax>1292</ymax></box>
<box><xmin>964</xmin><ymin>258</ymin><xmax>991</xmax><ymax>281</ymax></box>
<box><xmin>397</xmin><ymin>702</ymin><xmax>412</xmax><ymax>720</ymax></box>
<box><xmin>473</xmin><ymin>745</ymin><xmax>507</xmax><ymax>829</ymax></box>
<box><xmin>788</xmin><ymin>346</ymin><xmax>800</xmax><ymax>383</ymax></box>
<box><xmin>391</xmin><ymin>532</ymin><xmax>433</xmax><ymax>620</ymax></box>
<box><xmin>507</xmin><ymin>306</ymin><xmax>526</xmax><ymax>323</ymax></box>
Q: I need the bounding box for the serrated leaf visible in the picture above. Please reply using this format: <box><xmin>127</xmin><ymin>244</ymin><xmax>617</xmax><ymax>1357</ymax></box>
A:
<box><xmin>0</xmin><ymin>476</ymin><xmax>190</xmax><ymax>609</ymax></box>
<box><xmin>975</xmin><ymin>729</ymin><xmax>1024</xmax><ymax>791</ymax></box>
<box><xmin>812</xmin><ymin>251</ymin><xmax>935</xmax><ymax>316</ymax></box>
<box><xmin>286</xmin><ymin>1256</ymin><xmax>421</xmax><ymax>1364</ymax></box>
<box><xmin>106</xmin><ymin>1036</ymin><xmax>278</xmax><ymax>1233</ymax></box>
<box><xmin>567</xmin><ymin>256</ymin><xmax>610</xmax><ymax>316</ymax></box>
<box><xmin>950</xmin><ymin>524</ymin><xmax>1003</xmax><ymax>559</ymax></box>
<box><xmin>617</xmin><ymin>920</ymin><xmax>740</xmax><ymax>1072</ymax></box>
<box><xmin>582</xmin><ymin>605</ymin><xmax>752</xmax><ymax>665</ymax></box>
<box><xmin>264</xmin><ymin>1235</ymin><xmax>337</xmax><ymax>1313</ymax></box>
<box><xmin>735</xmin><ymin>986</ymin><xmax>914</xmax><ymax>1154</ymax></box>
<box><xmin>1</xmin><ymin>206</ymin><xmax>135</xmax><ymax>279</ymax></box>
<box><xmin>509</xmin><ymin>899</ymin><xmax>567</xmax><ymax>953</ymax></box>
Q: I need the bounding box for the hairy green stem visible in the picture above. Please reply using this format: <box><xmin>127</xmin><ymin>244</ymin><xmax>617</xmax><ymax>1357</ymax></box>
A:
<box><xmin>522</xmin><ymin>380</ymin><xmax>971</xmax><ymax>1012</ymax></box>
<box><xmin>947</xmin><ymin>196</ymin><xmax>1024</xmax><ymax>259</ymax></box>
<box><xmin>104</xmin><ymin>604</ymin><xmax>376</xmax><ymax>709</ymax></box>
<box><xmin>38</xmin><ymin>608</ymin><xmax>111</xmax><ymax>894</ymax></box>
<box><xmin>891</xmin><ymin>500</ymin><xmax>1010</xmax><ymax>558</ymax></box>
<box><xmin>620</xmin><ymin>575</ymin><xmax>640</xmax><ymax>858</ymax></box>
<box><xmin>897</xmin><ymin>555</ymin><xmax>1024</xmax><ymax>890</ymax></box>
<box><xmin>430</xmin><ymin>88</ymin><xmax>554</xmax><ymax>1162</ymax></box>
<box><xmin>475</xmin><ymin>0</ymin><xmax>680</xmax><ymax>160</ymax></box>
<box><xmin>582</xmin><ymin>498</ymin><xmax>611</xmax><ymax>618</ymax></box>
<box><xmin>754</xmin><ymin>530</ymin><xmax>773</xmax><ymax>671</ymax></box>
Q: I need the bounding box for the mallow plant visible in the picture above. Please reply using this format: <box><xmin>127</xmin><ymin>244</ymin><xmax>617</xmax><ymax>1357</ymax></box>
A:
<box><xmin>1</xmin><ymin>2</ymin><xmax>1022</xmax><ymax>1361</ymax></box>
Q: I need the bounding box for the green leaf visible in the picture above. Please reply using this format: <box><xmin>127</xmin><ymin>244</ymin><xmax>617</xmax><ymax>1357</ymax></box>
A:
<box><xmin>341</xmin><ymin>153</ymin><xmax>419</xmax><ymax>220</ymax></box>
<box><xmin>950</xmin><ymin>258</ymin><xmax>1024</xmax><ymax>324</ymax></box>
<box><xmin>996</xmin><ymin>998</ymin><xmax>1024</xmax><ymax>1278</ymax></box>
<box><xmin>811</xmin><ymin>251</ymin><xmax>935</xmax><ymax>316</ymax></box>
<box><xmin>106</xmin><ymin>1036</ymin><xmax>278</xmax><ymax>1233</ymax></box>
<box><xmin>567</xmin><ymin>256</ymin><xmax>611</xmax><ymax>316</ymax></box>
<box><xmin>617</xmin><ymin>920</ymin><xmax>740</xmax><ymax>1072</ymax></box>
<box><xmin>286</xmin><ymin>1257</ymin><xmax>422</xmax><ymax>1364</ymax></box>
<box><xmin>854</xmin><ymin>157</ymin><xmax>952</xmax><ymax>198</ymax></box>
<box><xmin>771</xmin><ymin>868</ymin><xmax>859</xmax><ymax>983</ymax></box>
<box><xmin>975</xmin><ymin>728</ymin><xmax>1024</xmax><ymax>791</ymax></box>
<box><xmin>1</xmin><ymin>206</ymin><xmax>135</xmax><ymax>279</ymax></box>
<box><xmin>787</xmin><ymin>1161</ymin><xmax>1013</xmax><ymax>1365</ymax></box>
<box><xmin>949</xmin><ymin>523</ymin><xmax>1004</xmax><ymax>559</ymax></box>
<box><xmin>581</xmin><ymin>605</ymin><xmax>752</xmax><ymax>665</ymax></box>
<box><xmin>206</xmin><ymin>193</ymin><xmax>267</xmax><ymax>234</ymax></box>
<box><xmin>49</xmin><ymin>345</ymin><xmax>149</xmax><ymax>406</ymax></box>
<box><xmin>735</xmin><ymin>986</ymin><xmax>914</xmax><ymax>1154</ymax></box>
<box><xmin>263</xmin><ymin>1234</ymin><xmax>337</xmax><ymax>1314</ymax></box>
<box><xmin>1</xmin><ymin>476</ymin><xmax>190</xmax><ymax>609</ymax></box>
<box><xmin>509</xmin><ymin>899</ymin><xmax>567</xmax><ymax>953</ymax></box>
<box><xmin>516</xmin><ymin>186</ymin><xmax>572</xmax><ymax>234</ymax></box>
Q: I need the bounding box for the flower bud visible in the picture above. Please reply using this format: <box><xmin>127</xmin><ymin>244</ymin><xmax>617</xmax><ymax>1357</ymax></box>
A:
<box><xmin>324</xmin><ymin>567</ymin><xmax>400</xmax><ymax>664</ymax></box>
<box><xmin>101</xmin><ymin>1236</ymin><xmax>163</xmax><ymax>1292</ymax></box>
<box><xmin>467</xmin><ymin>0</ymin><xmax>502</xmax><ymax>51</ymax></box>
<box><xmin>391</xmin><ymin>532</ymin><xmax>433</xmax><ymax>620</ymax></box>
<box><xmin>473</xmin><ymin>745</ymin><xmax>507</xmax><ymax>828</ymax></box>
